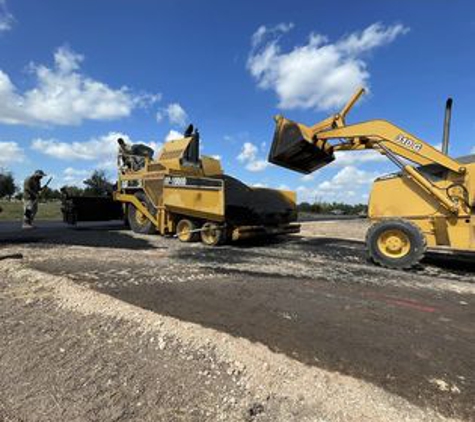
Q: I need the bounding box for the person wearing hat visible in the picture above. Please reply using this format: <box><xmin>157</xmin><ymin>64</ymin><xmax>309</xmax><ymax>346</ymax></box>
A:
<box><xmin>23</xmin><ymin>170</ymin><xmax>46</xmax><ymax>229</ymax></box>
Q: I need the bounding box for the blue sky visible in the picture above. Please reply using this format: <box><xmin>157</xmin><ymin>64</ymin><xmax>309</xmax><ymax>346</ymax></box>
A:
<box><xmin>0</xmin><ymin>0</ymin><xmax>474</xmax><ymax>203</ymax></box>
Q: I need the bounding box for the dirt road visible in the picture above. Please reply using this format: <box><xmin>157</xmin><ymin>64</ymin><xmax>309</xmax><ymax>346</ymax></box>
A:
<box><xmin>0</xmin><ymin>220</ymin><xmax>473</xmax><ymax>421</ymax></box>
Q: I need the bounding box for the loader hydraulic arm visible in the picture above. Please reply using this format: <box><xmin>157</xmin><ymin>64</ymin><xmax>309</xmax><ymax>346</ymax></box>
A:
<box><xmin>269</xmin><ymin>88</ymin><xmax>466</xmax><ymax>214</ymax></box>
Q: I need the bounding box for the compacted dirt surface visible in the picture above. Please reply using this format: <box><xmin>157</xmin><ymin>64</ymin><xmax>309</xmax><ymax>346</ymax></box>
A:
<box><xmin>0</xmin><ymin>219</ymin><xmax>473</xmax><ymax>422</ymax></box>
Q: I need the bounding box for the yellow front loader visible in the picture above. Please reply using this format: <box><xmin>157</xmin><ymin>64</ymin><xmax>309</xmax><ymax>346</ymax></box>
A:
<box><xmin>269</xmin><ymin>88</ymin><xmax>475</xmax><ymax>269</ymax></box>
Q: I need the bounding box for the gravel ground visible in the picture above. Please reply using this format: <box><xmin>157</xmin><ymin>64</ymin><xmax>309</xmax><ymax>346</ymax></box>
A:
<box><xmin>0</xmin><ymin>220</ymin><xmax>473</xmax><ymax>421</ymax></box>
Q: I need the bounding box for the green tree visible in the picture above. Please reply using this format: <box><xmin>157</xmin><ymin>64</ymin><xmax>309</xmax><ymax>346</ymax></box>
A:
<box><xmin>0</xmin><ymin>172</ymin><xmax>16</xmax><ymax>199</ymax></box>
<box><xmin>60</xmin><ymin>185</ymin><xmax>85</xmax><ymax>197</ymax></box>
<box><xmin>83</xmin><ymin>170</ymin><xmax>113</xmax><ymax>197</ymax></box>
<box><xmin>40</xmin><ymin>186</ymin><xmax>62</xmax><ymax>201</ymax></box>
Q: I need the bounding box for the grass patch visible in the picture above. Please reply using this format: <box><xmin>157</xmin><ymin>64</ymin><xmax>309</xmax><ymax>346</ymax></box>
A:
<box><xmin>0</xmin><ymin>200</ymin><xmax>62</xmax><ymax>221</ymax></box>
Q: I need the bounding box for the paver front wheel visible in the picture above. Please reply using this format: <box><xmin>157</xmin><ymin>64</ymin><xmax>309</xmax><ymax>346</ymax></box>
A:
<box><xmin>127</xmin><ymin>191</ymin><xmax>156</xmax><ymax>234</ymax></box>
<box><xmin>366</xmin><ymin>219</ymin><xmax>426</xmax><ymax>269</ymax></box>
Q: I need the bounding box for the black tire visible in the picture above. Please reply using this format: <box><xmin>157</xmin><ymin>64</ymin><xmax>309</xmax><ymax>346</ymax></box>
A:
<box><xmin>200</xmin><ymin>221</ymin><xmax>226</xmax><ymax>246</ymax></box>
<box><xmin>366</xmin><ymin>219</ymin><xmax>427</xmax><ymax>269</ymax></box>
<box><xmin>127</xmin><ymin>191</ymin><xmax>156</xmax><ymax>234</ymax></box>
<box><xmin>176</xmin><ymin>219</ymin><xmax>200</xmax><ymax>243</ymax></box>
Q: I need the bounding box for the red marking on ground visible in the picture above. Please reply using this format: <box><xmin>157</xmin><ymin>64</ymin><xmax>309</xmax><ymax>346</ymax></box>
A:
<box><xmin>364</xmin><ymin>292</ymin><xmax>438</xmax><ymax>313</ymax></box>
<box><xmin>382</xmin><ymin>298</ymin><xmax>437</xmax><ymax>313</ymax></box>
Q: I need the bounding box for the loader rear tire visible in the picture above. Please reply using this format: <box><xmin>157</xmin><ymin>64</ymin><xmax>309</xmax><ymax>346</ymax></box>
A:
<box><xmin>176</xmin><ymin>219</ymin><xmax>200</xmax><ymax>243</ymax></box>
<box><xmin>128</xmin><ymin>191</ymin><xmax>156</xmax><ymax>235</ymax></box>
<box><xmin>366</xmin><ymin>219</ymin><xmax>426</xmax><ymax>270</ymax></box>
<box><xmin>200</xmin><ymin>221</ymin><xmax>226</xmax><ymax>246</ymax></box>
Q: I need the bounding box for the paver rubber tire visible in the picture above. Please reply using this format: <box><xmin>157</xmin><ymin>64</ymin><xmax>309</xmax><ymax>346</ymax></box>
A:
<box><xmin>176</xmin><ymin>219</ymin><xmax>200</xmax><ymax>243</ymax></box>
<box><xmin>366</xmin><ymin>219</ymin><xmax>426</xmax><ymax>270</ymax></box>
<box><xmin>200</xmin><ymin>221</ymin><xmax>226</xmax><ymax>246</ymax></box>
<box><xmin>127</xmin><ymin>191</ymin><xmax>156</xmax><ymax>234</ymax></box>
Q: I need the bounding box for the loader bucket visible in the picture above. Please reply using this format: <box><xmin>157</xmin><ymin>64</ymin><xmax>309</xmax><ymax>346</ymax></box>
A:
<box><xmin>268</xmin><ymin>117</ymin><xmax>335</xmax><ymax>174</ymax></box>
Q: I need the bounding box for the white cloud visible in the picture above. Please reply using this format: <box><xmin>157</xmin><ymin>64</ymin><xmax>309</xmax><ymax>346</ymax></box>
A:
<box><xmin>319</xmin><ymin>165</ymin><xmax>377</xmax><ymax>190</ymax></box>
<box><xmin>0</xmin><ymin>46</ymin><xmax>160</xmax><ymax>126</ymax></box>
<box><xmin>0</xmin><ymin>0</ymin><xmax>13</xmax><ymax>33</ymax></box>
<box><xmin>248</xmin><ymin>22</ymin><xmax>408</xmax><ymax>111</ymax></box>
<box><xmin>62</xmin><ymin>167</ymin><xmax>90</xmax><ymax>186</ymax></box>
<box><xmin>64</xmin><ymin>167</ymin><xmax>89</xmax><ymax>177</ymax></box>
<box><xmin>333</xmin><ymin>149</ymin><xmax>386</xmax><ymax>166</ymax></box>
<box><xmin>237</xmin><ymin>142</ymin><xmax>258</xmax><ymax>162</ymax></box>
<box><xmin>301</xmin><ymin>173</ymin><xmax>316</xmax><ymax>182</ymax></box>
<box><xmin>251</xmin><ymin>182</ymin><xmax>268</xmax><ymax>188</ymax></box>
<box><xmin>246</xmin><ymin>159</ymin><xmax>268</xmax><ymax>172</ymax></box>
<box><xmin>297</xmin><ymin>165</ymin><xmax>378</xmax><ymax>203</ymax></box>
<box><xmin>237</xmin><ymin>142</ymin><xmax>269</xmax><ymax>172</ymax></box>
<box><xmin>251</xmin><ymin>23</ymin><xmax>294</xmax><ymax>47</ymax></box>
<box><xmin>157</xmin><ymin>103</ymin><xmax>188</xmax><ymax>127</ymax></box>
<box><xmin>165</xmin><ymin>129</ymin><xmax>183</xmax><ymax>142</ymax></box>
<box><xmin>0</xmin><ymin>141</ymin><xmax>25</xmax><ymax>167</ymax></box>
<box><xmin>300</xmin><ymin>150</ymin><xmax>385</xmax><ymax>182</ymax></box>
<box><xmin>31</xmin><ymin>132</ymin><xmax>161</xmax><ymax>165</ymax></box>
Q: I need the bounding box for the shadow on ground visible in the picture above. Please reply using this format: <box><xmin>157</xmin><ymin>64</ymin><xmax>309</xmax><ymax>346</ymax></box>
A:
<box><xmin>0</xmin><ymin>222</ymin><xmax>156</xmax><ymax>250</ymax></box>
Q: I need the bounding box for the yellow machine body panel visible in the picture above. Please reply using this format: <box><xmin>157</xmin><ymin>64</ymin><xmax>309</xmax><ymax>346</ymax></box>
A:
<box><xmin>162</xmin><ymin>176</ymin><xmax>225</xmax><ymax>222</ymax></box>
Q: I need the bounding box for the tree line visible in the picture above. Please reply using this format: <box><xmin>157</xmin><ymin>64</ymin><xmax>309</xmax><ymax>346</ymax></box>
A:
<box><xmin>298</xmin><ymin>201</ymin><xmax>367</xmax><ymax>215</ymax></box>
<box><xmin>0</xmin><ymin>170</ymin><xmax>114</xmax><ymax>200</ymax></box>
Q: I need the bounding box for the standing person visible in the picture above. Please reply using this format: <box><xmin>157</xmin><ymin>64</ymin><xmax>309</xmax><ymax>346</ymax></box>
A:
<box><xmin>23</xmin><ymin>170</ymin><xmax>46</xmax><ymax>229</ymax></box>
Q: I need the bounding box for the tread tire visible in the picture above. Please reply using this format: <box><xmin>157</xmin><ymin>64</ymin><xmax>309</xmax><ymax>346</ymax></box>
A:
<box><xmin>366</xmin><ymin>219</ymin><xmax>427</xmax><ymax>269</ymax></box>
<box><xmin>127</xmin><ymin>191</ymin><xmax>156</xmax><ymax>234</ymax></box>
<box><xmin>176</xmin><ymin>219</ymin><xmax>200</xmax><ymax>243</ymax></box>
<box><xmin>200</xmin><ymin>221</ymin><xmax>226</xmax><ymax>246</ymax></box>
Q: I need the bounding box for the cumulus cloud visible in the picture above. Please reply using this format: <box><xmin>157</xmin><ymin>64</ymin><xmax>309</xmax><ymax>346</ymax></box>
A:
<box><xmin>0</xmin><ymin>0</ymin><xmax>13</xmax><ymax>33</ymax></box>
<box><xmin>0</xmin><ymin>141</ymin><xmax>25</xmax><ymax>167</ymax></box>
<box><xmin>31</xmin><ymin>132</ymin><xmax>161</xmax><ymax>166</ymax></box>
<box><xmin>318</xmin><ymin>165</ymin><xmax>377</xmax><ymax>190</ymax></box>
<box><xmin>251</xmin><ymin>23</ymin><xmax>294</xmax><ymax>47</ymax></box>
<box><xmin>251</xmin><ymin>182</ymin><xmax>268</xmax><ymax>188</ymax></box>
<box><xmin>62</xmin><ymin>167</ymin><xmax>90</xmax><ymax>186</ymax></box>
<box><xmin>0</xmin><ymin>46</ymin><xmax>160</xmax><ymax>126</ymax></box>
<box><xmin>157</xmin><ymin>103</ymin><xmax>188</xmax><ymax>127</ymax></box>
<box><xmin>248</xmin><ymin>22</ymin><xmax>408</xmax><ymax>111</ymax></box>
<box><xmin>301</xmin><ymin>173</ymin><xmax>316</xmax><ymax>182</ymax></box>
<box><xmin>300</xmin><ymin>150</ymin><xmax>385</xmax><ymax>182</ymax></box>
<box><xmin>297</xmin><ymin>165</ymin><xmax>378</xmax><ymax>203</ymax></box>
<box><xmin>333</xmin><ymin>150</ymin><xmax>386</xmax><ymax>166</ymax></box>
<box><xmin>237</xmin><ymin>142</ymin><xmax>269</xmax><ymax>172</ymax></box>
<box><xmin>165</xmin><ymin>129</ymin><xmax>184</xmax><ymax>142</ymax></box>
<box><xmin>237</xmin><ymin>142</ymin><xmax>258</xmax><ymax>162</ymax></box>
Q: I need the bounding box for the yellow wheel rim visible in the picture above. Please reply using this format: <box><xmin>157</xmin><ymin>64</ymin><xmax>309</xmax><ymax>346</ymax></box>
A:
<box><xmin>177</xmin><ymin>221</ymin><xmax>192</xmax><ymax>242</ymax></box>
<box><xmin>201</xmin><ymin>223</ymin><xmax>219</xmax><ymax>245</ymax></box>
<box><xmin>135</xmin><ymin>206</ymin><xmax>148</xmax><ymax>225</ymax></box>
<box><xmin>377</xmin><ymin>229</ymin><xmax>411</xmax><ymax>259</ymax></box>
